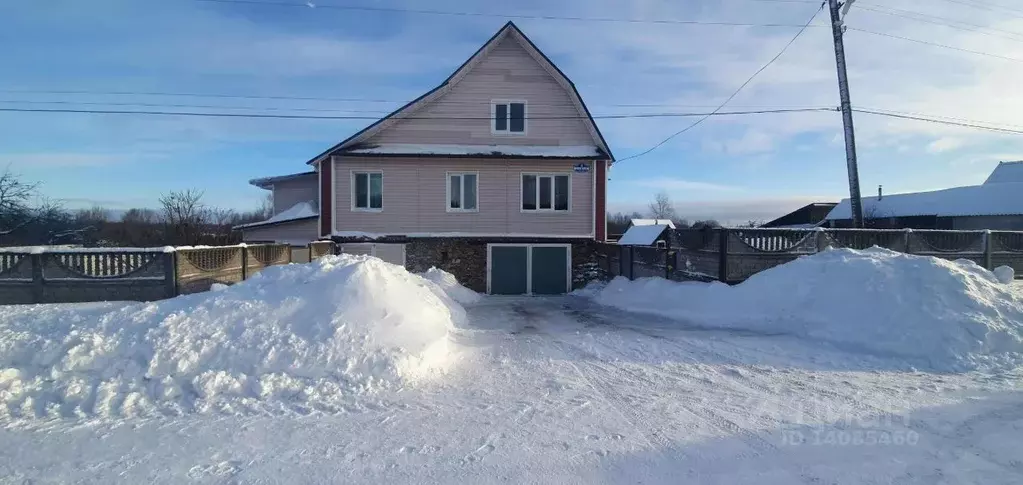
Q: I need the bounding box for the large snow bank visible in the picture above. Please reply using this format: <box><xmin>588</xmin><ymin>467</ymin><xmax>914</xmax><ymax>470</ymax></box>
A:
<box><xmin>585</xmin><ymin>248</ymin><xmax>1023</xmax><ymax>371</ymax></box>
<box><xmin>420</xmin><ymin>267</ymin><xmax>481</xmax><ymax>305</ymax></box>
<box><xmin>0</xmin><ymin>255</ymin><xmax>460</xmax><ymax>419</ymax></box>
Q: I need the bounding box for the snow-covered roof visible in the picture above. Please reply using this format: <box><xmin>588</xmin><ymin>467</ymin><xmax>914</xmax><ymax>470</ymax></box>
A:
<box><xmin>618</xmin><ymin>224</ymin><xmax>671</xmax><ymax>246</ymax></box>
<box><xmin>234</xmin><ymin>201</ymin><xmax>318</xmax><ymax>229</ymax></box>
<box><xmin>248</xmin><ymin>171</ymin><xmax>316</xmax><ymax>189</ymax></box>
<box><xmin>629</xmin><ymin>218</ymin><xmax>676</xmax><ymax>229</ymax></box>
<box><xmin>826</xmin><ymin>182</ymin><xmax>1023</xmax><ymax>220</ymax></box>
<box><xmin>343</xmin><ymin>144</ymin><xmax>602</xmax><ymax>159</ymax></box>
<box><xmin>984</xmin><ymin>161</ymin><xmax>1023</xmax><ymax>184</ymax></box>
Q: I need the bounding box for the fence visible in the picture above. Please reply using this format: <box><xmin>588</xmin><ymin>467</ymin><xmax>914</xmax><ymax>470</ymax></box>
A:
<box><xmin>0</xmin><ymin>243</ymin><xmax>299</xmax><ymax>305</ymax></box>
<box><xmin>599</xmin><ymin>228</ymin><xmax>1023</xmax><ymax>284</ymax></box>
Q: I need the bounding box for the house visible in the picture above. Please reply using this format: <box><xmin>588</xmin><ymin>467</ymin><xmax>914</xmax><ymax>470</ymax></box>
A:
<box><xmin>762</xmin><ymin>203</ymin><xmax>837</xmax><ymax>228</ymax></box>
<box><xmin>825</xmin><ymin>161</ymin><xmax>1023</xmax><ymax>230</ymax></box>
<box><xmin>238</xmin><ymin>22</ymin><xmax>613</xmax><ymax>295</ymax></box>
<box><xmin>235</xmin><ymin>171</ymin><xmax>319</xmax><ymax>246</ymax></box>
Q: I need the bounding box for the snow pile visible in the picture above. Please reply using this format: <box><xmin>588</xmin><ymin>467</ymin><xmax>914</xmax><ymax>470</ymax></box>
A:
<box><xmin>994</xmin><ymin>265</ymin><xmax>1015</xmax><ymax>285</ymax></box>
<box><xmin>0</xmin><ymin>255</ymin><xmax>460</xmax><ymax>419</ymax></box>
<box><xmin>585</xmin><ymin>248</ymin><xmax>1023</xmax><ymax>371</ymax></box>
<box><xmin>420</xmin><ymin>267</ymin><xmax>481</xmax><ymax>305</ymax></box>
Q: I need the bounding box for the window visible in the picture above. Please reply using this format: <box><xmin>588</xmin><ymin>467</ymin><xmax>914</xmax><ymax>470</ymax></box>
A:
<box><xmin>352</xmin><ymin>172</ymin><xmax>382</xmax><ymax>210</ymax></box>
<box><xmin>492</xmin><ymin>101</ymin><xmax>526</xmax><ymax>134</ymax></box>
<box><xmin>522</xmin><ymin>174</ymin><xmax>569</xmax><ymax>212</ymax></box>
<box><xmin>447</xmin><ymin>172</ymin><xmax>478</xmax><ymax>212</ymax></box>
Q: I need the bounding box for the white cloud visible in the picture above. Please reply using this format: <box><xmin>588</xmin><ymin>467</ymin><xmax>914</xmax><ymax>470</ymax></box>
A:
<box><xmin>1</xmin><ymin>153</ymin><xmax>130</xmax><ymax>167</ymax></box>
<box><xmin>926</xmin><ymin>137</ymin><xmax>966</xmax><ymax>153</ymax></box>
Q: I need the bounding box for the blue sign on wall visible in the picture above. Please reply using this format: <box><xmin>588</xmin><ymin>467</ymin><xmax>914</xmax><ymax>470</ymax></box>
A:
<box><xmin>573</xmin><ymin>163</ymin><xmax>590</xmax><ymax>173</ymax></box>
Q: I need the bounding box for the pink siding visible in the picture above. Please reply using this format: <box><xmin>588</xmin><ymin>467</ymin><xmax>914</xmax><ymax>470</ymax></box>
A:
<box><xmin>241</xmin><ymin>218</ymin><xmax>318</xmax><ymax>245</ymax></box>
<box><xmin>272</xmin><ymin>176</ymin><xmax>318</xmax><ymax>215</ymax></box>
<box><xmin>333</xmin><ymin>157</ymin><xmax>593</xmax><ymax>236</ymax></box>
<box><xmin>364</xmin><ymin>36</ymin><xmax>594</xmax><ymax>147</ymax></box>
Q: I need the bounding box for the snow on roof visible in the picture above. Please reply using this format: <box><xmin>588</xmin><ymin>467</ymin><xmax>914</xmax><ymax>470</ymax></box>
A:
<box><xmin>342</xmin><ymin>144</ymin><xmax>602</xmax><ymax>158</ymax></box>
<box><xmin>984</xmin><ymin>161</ymin><xmax>1023</xmax><ymax>184</ymax></box>
<box><xmin>629</xmin><ymin>218</ymin><xmax>676</xmax><ymax>229</ymax></box>
<box><xmin>248</xmin><ymin>171</ymin><xmax>316</xmax><ymax>189</ymax></box>
<box><xmin>826</xmin><ymin>182</ymin><xmax>1023</xmax><ymax>220</ymax></box>
<box><xmin>618</xmin><ymin>224</ymin><xmax>671</xmax><ymax>246</ymax></box>
<box><xmin>234</xmin><ymin>201</ymin><xmax>318</xmax><ymax>229</ymax></box>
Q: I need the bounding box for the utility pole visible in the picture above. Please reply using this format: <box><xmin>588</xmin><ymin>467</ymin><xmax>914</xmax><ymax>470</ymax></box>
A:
<box><xmin>828</xmin><ymin>0</ymin><xmax>864</xmax><ymax>228</ymax></box>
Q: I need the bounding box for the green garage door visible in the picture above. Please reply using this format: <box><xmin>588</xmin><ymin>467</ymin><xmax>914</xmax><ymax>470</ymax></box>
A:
<box><xmin>531</xmin><ymin>246</ymin><xmax>569</xmax><ymax>295</ymax></box>
<box><xmin>490</xmin><ymin>246</ymin><xmax>528</xmax><ymax>295</ymax></box>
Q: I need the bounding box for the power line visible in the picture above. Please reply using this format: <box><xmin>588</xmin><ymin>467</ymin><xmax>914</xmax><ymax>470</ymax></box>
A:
<box><xmin>853</xmin><ymin>4</ymin><xmax>1023</xmax><ymax>42</ymax></box>
<box><xmin>192</xmin><ymin>0</ymin><xmax>823</xmax><ymax>28</ymax></box>
<box><xmin>0</xmin><ymin>106</ymin><xmax>835</xmax><ymax>120</ymax></box>
<box><xmin>932</xmin><ymin>0</ymin><xmax>1023</xmax><ymax>17</ymax></box>
<box><xmin>615</xmin><ymin>3</ymin><xmax>826</xmax><ymax>163</ymax></box>
<box><xmin>846</xmin><ymin>27</ymin><xmax>1023</xmax><ymax>62</ymax></box>
<box><xmin>852</xmin><ymin>108</ymin><xmax>1023</xmax><ymax>135</ymax></box>
<box><xmin>857</xmin><ymin>3</ymin><xmax>1023</xmax><ymax>39</ymax></box>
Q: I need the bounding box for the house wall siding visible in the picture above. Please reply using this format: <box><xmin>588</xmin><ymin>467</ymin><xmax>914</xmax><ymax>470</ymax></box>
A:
<box><xmin>241</xmin><ymin>218</ymin><xmax>318</xmax><ymax>245</ymax></box>
<box><xmin>333</xmin><ymin>157</ymin><xmax>593</xmax><ymax>236</ymax></box>
<box><xmin>272</xmin><ymin>176</ymin><xmax>318</xmax><ymax>214</ymax></box>
<box><xmin>364</xmin><ymin>36</ymin><xmax>594</xmax><ymax>147</ymax></box>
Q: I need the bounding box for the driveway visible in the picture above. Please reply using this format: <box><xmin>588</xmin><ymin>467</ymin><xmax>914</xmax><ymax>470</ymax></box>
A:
<box><xmin>2</xmin><ymin>296</ymin><xmax>1021</xmax><ymax>484</ymax></box>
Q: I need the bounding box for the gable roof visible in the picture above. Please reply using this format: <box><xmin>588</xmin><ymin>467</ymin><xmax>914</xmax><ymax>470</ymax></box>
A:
<box><xmin>305</xmin><ymin>21</ymin><xmax>613</xmax><ymax>165</ymax></box>
<box><xmin>618</xmin><ymin>224</ymin><xmax>672</xmax><ymax>246</ymax></box>
<box><xmin>629</xmin><ymin>218</ymin><xmax>676</xmax><ymax>229</ymax></box>
<box><xmin>984</xmin><ymin>161</ymin><xmax>1023</xmax><ymax>184</ymax></box>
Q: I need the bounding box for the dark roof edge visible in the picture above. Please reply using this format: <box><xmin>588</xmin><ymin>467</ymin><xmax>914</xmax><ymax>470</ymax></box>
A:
<box><xmin>233</xmin><ymin>214</ymin><xmax>318</xmax><ymax>230</ymax></box>
<box><xmin>249</xmin><ymin>171</ymin><xmax>316</xmax><ymax>189</ymax></box>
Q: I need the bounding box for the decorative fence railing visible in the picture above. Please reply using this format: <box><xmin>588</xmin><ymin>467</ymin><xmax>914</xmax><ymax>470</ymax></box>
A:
<box><xmin>0</xmin><ymin>243</ymin><xmax>298</xmax><ymax>305</ymax></box>
<box><xmin>599</xmin><ymin>228</ymin><xmax>1023</xmax><ymax>284</ymax></box>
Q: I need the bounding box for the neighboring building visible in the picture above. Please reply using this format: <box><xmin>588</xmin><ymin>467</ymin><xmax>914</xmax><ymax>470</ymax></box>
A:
<box><xmin>627</xmin><ymin>218</ymin><xmax>676</xmax><ymax>230</ymax></box>
<box><xmin>826</xmin><ymin>161</ymin><xmax>1023</xmax><ymax>229</ymax></box>
<box><xmin>237</xmin><ymin>22</ymin><xmax>613</xmax><ymax>294</ymax></box>
<box><xmin>617</xmin><ymin>224</ymin><xmax>672</xmax><ymax>247</ymax></box>
<box><xmin>235</xmin><ymin>171</ymin><xmax>319</xmax><ymax>246</ymax></box>
<box><xmin>763</xmin><ymin>203</ymin><xmax>837</xmax><ymax>228</ymax></box>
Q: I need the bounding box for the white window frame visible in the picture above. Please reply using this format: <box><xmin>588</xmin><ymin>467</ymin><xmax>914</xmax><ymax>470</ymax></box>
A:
<box><xmin>350</xmin><ymin>170</ymin><xmax>383</xmax><ymax>212</ymax></box>
<box><xmin>446</xmin><ymin>171</ymin><xmax>480</xmax><ymax>213</ymax></box>
<box><xmin>520</xmin><ymin>172</ymin><xmax>571</xmax><ymax>213</ymax></box>
<box><xmin>491</xmin><ymin>99</ymin><xmax>527</xmax><ymax>135</ymax></box>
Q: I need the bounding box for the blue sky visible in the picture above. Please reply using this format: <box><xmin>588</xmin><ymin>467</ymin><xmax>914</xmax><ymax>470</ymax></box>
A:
<box><xmin>2</xmin><ymin>0</ymin><xmax>1022</xmax><ymax>223</ymax></box>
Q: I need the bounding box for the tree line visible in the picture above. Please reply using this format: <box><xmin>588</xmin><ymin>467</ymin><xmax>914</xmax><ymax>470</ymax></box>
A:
<box><xmin>606</xmin><ymin>191</ymin><xmax>729</xmax><ymax>236</ymax></box>
<box><xmin>0</xmin><ymin>169</ymin><xmax>271</xmax><ymax>247</ymax></box>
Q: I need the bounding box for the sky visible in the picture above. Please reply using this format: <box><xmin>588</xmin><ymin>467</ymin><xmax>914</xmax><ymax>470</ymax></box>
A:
<box><xmin>2</xmin><ymin>0</ymin><xmax>1023</xmax><ymax>224</ymax></box>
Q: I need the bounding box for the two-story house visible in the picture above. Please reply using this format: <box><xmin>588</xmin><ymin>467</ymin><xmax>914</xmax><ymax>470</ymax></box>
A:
<box><xmin>239</xmin><ymin>22</ymin><xmax>613</xmax><ymax>294</ymax></box>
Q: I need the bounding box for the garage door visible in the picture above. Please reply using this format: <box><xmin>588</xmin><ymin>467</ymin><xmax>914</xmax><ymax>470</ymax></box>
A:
<box><xmin>488</xmin><ymin>245</ymin><xmax>570</xmax><ymax>295</ymax></box>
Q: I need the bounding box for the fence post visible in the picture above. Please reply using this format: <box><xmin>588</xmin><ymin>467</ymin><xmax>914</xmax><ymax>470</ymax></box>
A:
<box><xmin>718</xmin><ymin>228</ymin><xmax>729</xmax><ymax>283</ymax></box>
<box><xmin>814</xmin><ymin>228</ymin><xmax>827</xmax><ymax>253</ymax></box>
<box><xmin>30</xmin><ymin>252</ymin><xmax>44</xmax><ymax>304</ymax></box>
<box><xmin>241</xmin><ymin>245</ymin><xmax>248</xmax><ymax>280</ymax></box>
<box><xmin>903</xmin><ymin>228</ymin><xmax>913</xmax><ymax>254</ymax></box>
<box><xmin>163</xmin><ymin>251</ymin><xmax>178</xmax><ymax>298</ymax></box>
<box><xmin>285</xmin><ymin>244</ymin><xmax>293</xmax><ymax>264</ymax></box>
<box><xmin>983</xmin><ymin>230</ymin><xmax>993</xmax><ymax>270</ymax></box>
<box><xmin>665</xmin><ymin>249</ymin><xmax>672</xmax><ymax>280</ymax></box>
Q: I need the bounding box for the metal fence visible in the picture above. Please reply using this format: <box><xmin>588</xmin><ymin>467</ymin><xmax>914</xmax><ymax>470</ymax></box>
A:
<box><xmin>598</xmin><ymin>228</ymin><xmax>1023</xmax><ymax>284</ymax></box>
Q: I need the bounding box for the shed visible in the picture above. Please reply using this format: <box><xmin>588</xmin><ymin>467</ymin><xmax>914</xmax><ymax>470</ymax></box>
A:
<box><xmin>617</xmin><ymin>224</ymin><xmax>672</xmax><ymax>247</ymax></box>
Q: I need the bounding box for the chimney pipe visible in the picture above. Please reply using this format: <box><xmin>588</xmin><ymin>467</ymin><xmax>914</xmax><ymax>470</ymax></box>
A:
<box><xmin>878</xmin><ymin>185</ymin><xmax>883</xmax><ymax>200</ymax></box>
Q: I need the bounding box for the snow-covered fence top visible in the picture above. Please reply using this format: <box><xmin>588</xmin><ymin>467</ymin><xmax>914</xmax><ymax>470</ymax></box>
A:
<box><xmin>0</xmin><ymin>243</ymin><xmax>294</xmax><ymax>304</ymax></box>
<box><xmin>601</xmin><ymin>228</ymin><xmax>1023</xmax><ymax>284</ymax></box>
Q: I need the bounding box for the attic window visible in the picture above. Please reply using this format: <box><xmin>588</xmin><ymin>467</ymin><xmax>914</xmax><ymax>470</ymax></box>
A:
<box><xmin>493</xmin><ymin>101</ymin><xmax>526</xmax><ymax>134</ymax></box>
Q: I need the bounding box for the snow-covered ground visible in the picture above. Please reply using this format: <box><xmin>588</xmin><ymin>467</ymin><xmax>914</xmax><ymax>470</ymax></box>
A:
<box><xmin>1</xmin><ymin>253</ymin><xmax>1022</xmax><ymax>483</ymax></box>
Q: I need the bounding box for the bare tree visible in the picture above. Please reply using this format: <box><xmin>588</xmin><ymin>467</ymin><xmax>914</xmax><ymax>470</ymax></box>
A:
<box><xmin>159</xmin><ymin>189</ymin><xmax>210</xmax><ymax>245</ymax></box>
<box><xmin>648</xmin><ymin>191</ymin><xmax>677</xmax><ymax>220</ymax></box>
<box><xmin>0</xmin><ymin>169</ymin><xmax>40</xmax><ymax>236</ymax></box>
